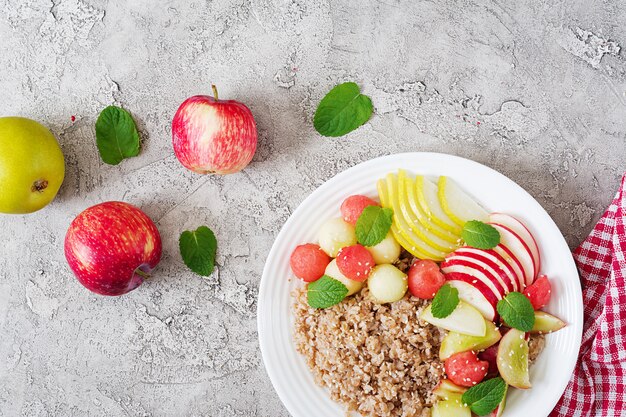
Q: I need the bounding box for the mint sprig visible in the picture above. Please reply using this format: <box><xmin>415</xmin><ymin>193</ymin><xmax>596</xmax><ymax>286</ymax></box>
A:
<box><xmin>313</xmin><ymin>82</ymin><xmax>373</xmax><ymax>137</ymax></box>
<box><xmin>95</xmin><ymin>106</ymin><xmax>140</xmax><ymax>165</ymax></box>
<box><xmin>497</xmin><ymin>292</ymin><xmax>535</xmax><ymax>332</ymax></box>
<box><xmin>307</xmin><ymin>275</ymin><xmax>348</xmax><ymax>309</ymax></box>
<box><xmin>462</xmin><ymin>220</ymin><xmax>500</xmax><ymax>250</ymax></box>
<box><xmin>355</xmin><ymin>206</ymin><xmax>393</xmax><ymax>247</ymax></box>
<box><xmin>461</xmin><ymin>377</ymin><xmax>507</xmax><ymax>416</ymax></box>
<box><xmin>431</xmin><ymin>284</ymin><xmax>459</xmax><ymax>318</ymax></box>
<box><xmin>179</xmin><ymin>226</ymin><xmax>218</xmax><ymax>276</ymax></box>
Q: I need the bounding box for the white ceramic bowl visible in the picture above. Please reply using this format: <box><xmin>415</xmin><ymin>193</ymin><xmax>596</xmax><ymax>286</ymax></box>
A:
<box><xmin>258</xmin><ymin>153</ymin><xmax>582</xmax><ymax>417</ymax></box>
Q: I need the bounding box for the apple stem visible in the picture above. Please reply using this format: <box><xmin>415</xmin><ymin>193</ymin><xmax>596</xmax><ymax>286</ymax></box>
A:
<box><xmin>135</xmin><ymin>269</ymin><xmax>151</xmax><ymax>279</ymax></box>
<box><xmin>212</xmin><ymin>84</ymin><xmax>219</xmax><ymax>101</ymax></box>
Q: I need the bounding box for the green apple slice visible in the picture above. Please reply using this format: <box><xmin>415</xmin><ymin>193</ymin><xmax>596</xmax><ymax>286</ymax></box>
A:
<box><xmin>497</xmin><ymin>329</ymin><xmax>531</xmax><ymax>389</ymax></box>
<box><xmin>439</xmin><ymin>320</ymin><xmax>502</xmax><ymax>360</ymax></box>
<box><xmin>433</xmin><ymin>379</ymin><xmax>467</xmax><ymax>399</ymax></box>
<box><xmin>415</xmin><ymin>175</ymin><xmax>462</xmax><ymax>235</ymax></box>
<box><xmin>437</xmin><ymin>176</ymin><xmax>489</xmax><ymax>227</ymax></box>
<box><xmin>399</xmin><ymin>170</ymin><xmax>460</xmax><ymax>245</ymax></box>
<box><xmin>432</xmin><ymin>394</ymin><xmax>471</xmax><ymax>417</ymax></box>
<box><xmin>530</xmin><ymin>311</ymin><xmax>566</xmax><ymax>334</ymax></box>
<box><xmin>378</xmin><ymin>178</ymin><xmax>443</xmax><ymax>260</ymax></box>
<box><xmin>421</xmin><ymin>301</ymin><xmax>487</xmax><ymax>337</ymax></box>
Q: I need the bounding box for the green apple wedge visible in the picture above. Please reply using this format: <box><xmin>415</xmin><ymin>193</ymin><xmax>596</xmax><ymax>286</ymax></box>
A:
<box><xmin>439</xmin><ymin>320</ymin><xmax>502</xmax><ymax>360</ymax></box>
<box><xmin>398</xmin><ymin>170</ymin><xmax>460</xmax><ymax>245</ymax></box>
<box><xmin>437</xmin><ymin>176</ymin><xmax>489</xmax><ymax>228</ymax></box>
<box><xmin>530</xmin><ymin>311</ymin><xmax>566</xmax><ymax>334</ymax></box>
<box><xmin>497</xmin><ymin>328</ymin><xmax>531</xmax><ymax>389</ymax></box>
<box><xmin>433</xmin><ymin>379</ymin><xmax>467</xmax><ymax>399</ymax></box>
<box><xmin>432</xmin><ymin>393</ymin><xmax>471</xmax><ymax>417</ymax></box>
<box><xmin>421</xmin><ymin>301</ymin><xmax>486</xmax><ymax>337</ymax></box>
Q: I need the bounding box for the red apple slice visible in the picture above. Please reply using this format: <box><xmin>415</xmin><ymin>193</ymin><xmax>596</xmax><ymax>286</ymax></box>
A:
<box><xmin>455</xmin><ymin>247</ymin><xmax>520</xmax><ymax>292</ymax></box>
<box><xmin>447</xmin><ymin>251</ymin><xmax>516</xmax><ymax>294</ymax></box>
<box><xmin>490</xmin><ymin>213</ymin><xmax>540</xmax><ymax>277</ymax></box>
<box><xmin>445</xmin><ymin>273</ymin><xmax>497</xmax><ymax>321</ymax></box>
<box><xmin>492</xmin><ymin>244</ymin><xmax>526</xmax><ymax>291</ymax></box>
<box><xmin>441</xmin><ymin>261</ymin><xmax>505</xmax><ymax>300</ymax></box>
<box><xmin>490</xmin><ymin>224</ymin><xmax>535</xmax><ymax>288</ymax></box>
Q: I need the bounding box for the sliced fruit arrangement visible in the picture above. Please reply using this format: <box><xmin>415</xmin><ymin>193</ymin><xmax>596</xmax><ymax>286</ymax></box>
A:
<box><xmin>288</xmin><ymin>170</ymin><xmax>567</xmax><ymax>417</ymax></box>
<box><xmin>377</xmin><ymin>171</ymin><xmax>489</xmax><ymax>260</ymax></box>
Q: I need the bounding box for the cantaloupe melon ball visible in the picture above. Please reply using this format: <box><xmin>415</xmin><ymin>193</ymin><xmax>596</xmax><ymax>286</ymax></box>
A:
<box><xmin>318</xmin><ymin>217</ymin><xmax>357</xmax><ymax>257</ymax></box>
<box><xmin>365</xmin><ymin>232</ymin><xmax>401</xmax><ymax>264</ymax></box>
<box><xmin>325</xmin><ymin>259</ymin><xmax>363</xmax><ymax>296</ymax></box>
<box><xmin>368</xmin><ymin>264</ymin><xmax>407</xmax><ymax>303</ymax></box>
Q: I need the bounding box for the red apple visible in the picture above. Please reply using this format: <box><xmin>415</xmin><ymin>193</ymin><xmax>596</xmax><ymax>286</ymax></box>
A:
<box><xmin>64</xmin><ymin>201</ymin><xmax>162</xmax><ymax>296</ymax></box>
<box><xmin>490</xmin><ymin>223</ymin><xmax>536</xmax><ymax>287</ymax></box>
<box><xmin>489</xmin><ymin>213</ymin><xmax>541</xmax><ymax>277</ymax></box>
<box><xmin>172</xmin><ymin>85</ymin><xmax>257</xmax><ymax>175</ymax></box>
<box><xmin>453</xmin><ymin>247</ymin><xmax>519</xmax><ymax>293</ymax></box>
<box><xmin>445</xmin><ymin>275</ymin><xmax>497</xmax><ymax>321</ymax></box>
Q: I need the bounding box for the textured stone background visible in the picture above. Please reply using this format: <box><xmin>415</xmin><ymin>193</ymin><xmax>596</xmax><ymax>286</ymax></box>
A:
<box><xmin>0</xmin><ymin>0</ymin><xmax>624</xmax><ymax>416</ymax></box>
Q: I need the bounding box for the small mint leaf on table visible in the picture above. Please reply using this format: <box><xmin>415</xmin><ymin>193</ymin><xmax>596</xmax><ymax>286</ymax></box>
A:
<box><xmin>431</xmin><ymin>283</ymin><xmax>460</xmax><ymax>318</ymax></box>
<box><xmin>179</xmin><ymin>226</ymin><xmax>218</xmax><ymax>276</ymax></box>
<box><xmin>462</xmin><ymin>220</ymin><xmax>500</xmax><ymax>249</ymax></box>
<box><xmin>461</xmin><ymin>377</ymin><xmax>507</xmax><ymax>416</ymax></box>
<box><xmin>497</xmin><ymin>292</ymin><xmax>535</xmax><ymax>332</ymax></box>
<box><xmin>355</xmin><ymin>206</ymin><xmax>393</xmax><ymax>247</ymax></box>
<box><xmin>313</xmin><ymin>82</ymin><xmax>373</xmax><ymax>137</ymax></box>
<box><xmin>95</xmin><ymin>105</ymin><xmax>140</xmax><ymax>165</ymax></box>
<box><xmin>307</xmin><ymin>275</ymin><xmax>348</xmax><ymax>309</ymax></box>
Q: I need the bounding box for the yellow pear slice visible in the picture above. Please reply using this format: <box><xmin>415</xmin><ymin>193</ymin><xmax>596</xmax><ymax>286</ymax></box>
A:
<box><xmin>377</xmin><ymin>179</ymin><xmax>441</xmax><ymax>260</ymax></box>
<box><xmin>438</xmin><ymin>176</ymin><xmax>489</xmax><ymax>227</ymax></box>
<box><xmin>439</xmin><ymin>320</ymin><xmax>502</xmax><ymax>360</ymax></box>
<box><xmin>397</xmin><ymin>170</ymin><xmax>461</xmax><ymax>249</ymax></box>
<box><xmin>385</xmin><ymin>174</ymin><xmax>447</xmax><ymax>260</ymax></box>
<box><xmin>420</xmin><ymin>301</ymin><xmax>487</xmax><ymax>337</ymax></box>
<box><xmin>415</xmin><ymin>175</ymin><xmax>462</xmax><ymax>235</ymax></box>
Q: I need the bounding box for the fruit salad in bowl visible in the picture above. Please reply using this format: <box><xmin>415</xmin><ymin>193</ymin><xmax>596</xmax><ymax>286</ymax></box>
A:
<box><xmin>289</xmin><ymin>169</ymin><xmax>566</xmax><ymax>417</ymax></box>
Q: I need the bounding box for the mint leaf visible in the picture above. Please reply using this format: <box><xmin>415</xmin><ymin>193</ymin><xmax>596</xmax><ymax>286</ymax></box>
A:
<box><xmin>497</xmin><ymin>292</ymin><xmax>535</xmax><ymax>332</ymax></box>
<box><xmin>95</xmin><ymin>106</ymin><xmax>140</xmax><ymax>165</ymax></box>
<box><xmin>462</xmin><ymin>220</ymin><xmax>500</xmax><ymax>249</ymax></box>
<box><xmin>179</xmin><ymin>226</ymin><xmax>218</xmax><ymax>276</ymax></box>
<box><xmin>462</xmin><ymin>377</ymin><xmax>507</xmax><ymax>416</ymax></box>
<box><xmin>307</xmin><ymin>275</ymin><xmax>348</xmax><ymax>309</ymax></box>
<box><xmin>431</xmin><ymin>284</ymin><xmax>459</xmax><ymax>318</ymax></box>
<box><xmin>355</xmin><ymin>206</ymin><xmax>393</xmax><ymax>246</ymax></box>
<box><xmin>313</xmin><ymin>82</ymin><xmax>373</xmax><ymax>137</ymax></box>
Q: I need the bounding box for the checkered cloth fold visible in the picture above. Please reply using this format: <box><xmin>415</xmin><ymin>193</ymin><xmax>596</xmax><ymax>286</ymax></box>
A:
<box><xmin>550</xmin><ymin>174</ymin><xmax>626</xmax><ymax>417</ymax></box>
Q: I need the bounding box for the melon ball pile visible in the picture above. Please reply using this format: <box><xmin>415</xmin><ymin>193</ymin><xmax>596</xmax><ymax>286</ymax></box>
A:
<box><xmin>289</xmin><ymin>195</ymin><xmax>445</xmax><ymax>304</ymax></box>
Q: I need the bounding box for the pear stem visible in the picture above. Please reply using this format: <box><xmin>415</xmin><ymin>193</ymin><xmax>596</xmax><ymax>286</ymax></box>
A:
<box><xmin>212</xmin><ymin>84</ymin><xmax>219</xmax><ymax>101</ymax></box>
<box><xmin>31</xmin><ymin>179</ymin><xmax>48</xmax><ymax>193</ymax></box>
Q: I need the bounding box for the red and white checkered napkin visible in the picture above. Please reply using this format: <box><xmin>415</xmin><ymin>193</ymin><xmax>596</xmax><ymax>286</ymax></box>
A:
<box><xmin>550</xmin><ymin>174</ymin><xmax>626</xmax><ymax>417</ymax></box>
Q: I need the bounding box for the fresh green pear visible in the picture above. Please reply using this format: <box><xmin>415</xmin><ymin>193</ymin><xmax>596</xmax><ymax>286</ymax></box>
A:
<box><xmin>0</xmin><ymin>117</ymin><xmax>65</xmax><ymax>214</ymax></box>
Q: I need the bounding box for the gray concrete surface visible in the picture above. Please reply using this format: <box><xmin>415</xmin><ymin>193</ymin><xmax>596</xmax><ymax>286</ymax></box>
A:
<box><xmin>0</xmin><ymin>0</ymin><xmax>624</xmax><ymax>416</ymax></box>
